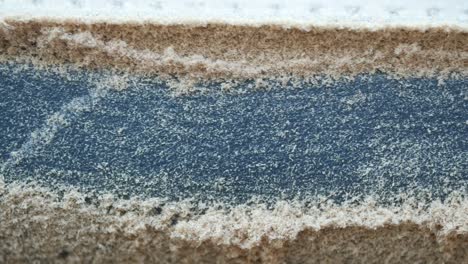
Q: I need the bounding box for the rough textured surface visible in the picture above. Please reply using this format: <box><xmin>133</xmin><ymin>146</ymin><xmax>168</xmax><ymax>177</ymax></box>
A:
<box><xmin>1</xmin><ymin>63</ymin><xmax>466</xmax><ymax>203</ymax></box>
<box><xmin>0</xmin><ymin>13</ymin><xmax>467</xmax><ymax>262</ymax></box>
<box><xmin>0</xmin><ymin>60</ymin><xmax>467</xmax><ymax>263</ymax></box>
<box><xmin>0</xmin><ymin>21</ymin><xmax>467</xmax><ymax>82</ymax></box>
<box><xmin>0</xmin><ymin>185</ymin><xmax>467</xmax><ymax>264</ymax></box>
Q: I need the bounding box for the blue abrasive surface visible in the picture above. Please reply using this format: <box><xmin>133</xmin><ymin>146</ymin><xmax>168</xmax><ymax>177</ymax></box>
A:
<box><xmin>1</xmin><ymin>63</ymin><xmax>467</xmax><ymax>204</ymax></box>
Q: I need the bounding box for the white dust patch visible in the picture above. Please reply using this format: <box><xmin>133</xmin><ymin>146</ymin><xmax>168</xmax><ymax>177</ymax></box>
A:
<box><xmin>172</xmin><ymin>194</ymin><xmax>468</xmax><ymax>248</ymax></box>
<box><xmin>47</xmin><ymin>28</ymin><xmax>265</xmax><ymax>77</ymax></box>
<box><xmin>0</xmin><ymin>19</ymin><xmax>13</xmax><ymax>33</ymax></box>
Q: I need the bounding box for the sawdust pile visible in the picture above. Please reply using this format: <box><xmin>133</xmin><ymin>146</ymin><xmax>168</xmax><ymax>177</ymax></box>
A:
<box><xmin>0</xmin><ymin>20</ymin><xmax>467</xmax><ymax>85</ymax></box>
<box><xmin>0</xmin><ymin>183</ymin><xmax>467</xmax><ymax>263</ymax></box>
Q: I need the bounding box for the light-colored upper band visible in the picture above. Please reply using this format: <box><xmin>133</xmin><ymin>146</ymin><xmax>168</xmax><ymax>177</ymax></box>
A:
<box><xmin>1</xmin><ymin>0</ymin><xmax>467</xmax><ymax>29</ymax></box>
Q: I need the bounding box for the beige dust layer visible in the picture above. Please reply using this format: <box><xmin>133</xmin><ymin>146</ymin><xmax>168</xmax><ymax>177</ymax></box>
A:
<box><xmin>1</xmin><ymin>183</ymin><xmax>467</xmax><ymax>263</ymax></box>
<box><xmin>0</xmin><ymin>20</ymin><xmax>467</xmax><ymax>84</ymax></box>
